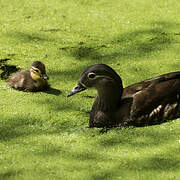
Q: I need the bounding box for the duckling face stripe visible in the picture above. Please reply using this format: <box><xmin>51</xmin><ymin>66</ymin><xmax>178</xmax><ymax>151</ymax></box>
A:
<box><xmin>30</xmin><ymin>66</ymin><xmax>43</xmax><ymax>80</ymax></box>
<box><xmin>31</xmin><ymin>66</ymin><xmax>40</xmax><ymax>73</ymax></box>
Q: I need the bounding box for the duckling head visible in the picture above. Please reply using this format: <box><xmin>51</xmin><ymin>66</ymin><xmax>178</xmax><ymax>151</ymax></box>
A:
<box><xmin>67</xmin><ymin>64</ymin><xmax>123</xmax><ymax>97</ymax></box>
<box><xmin>30</xmin><ymin>61</ymin><xmax>49</xmax><ymax>81</ymax></box>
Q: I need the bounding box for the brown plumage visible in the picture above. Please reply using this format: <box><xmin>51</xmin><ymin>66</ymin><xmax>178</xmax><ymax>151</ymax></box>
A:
<box><xmin>6</xmin><ymin>61</ymin><xmax>49</xmax><ymax>92</ymax></box>
<box><xmin>67</xmin><ymin>64</ymin><xmax>180</xmax><ymax>128</ymax></box>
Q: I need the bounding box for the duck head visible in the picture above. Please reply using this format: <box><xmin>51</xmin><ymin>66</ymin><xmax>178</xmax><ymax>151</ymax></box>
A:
<box><xmin>30</xmin><ymin>61</ymin><xmax>49</xmax><ymax>81</ymax></box>
<box><xmin>67</xmin><ymin>64</ymin><xmax>123</xmax><ymax>99</ymax></box>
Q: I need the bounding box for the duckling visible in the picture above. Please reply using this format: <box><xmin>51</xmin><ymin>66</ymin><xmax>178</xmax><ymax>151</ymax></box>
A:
<box><xmin>6</xmin><ymin>61</ymin><xmax>49</xmax><ymax>92</ymax></box>
<box><xmin>67</xmin><ymin>64</ymin><xmax>180</xmax><ymax>128</ymax></box>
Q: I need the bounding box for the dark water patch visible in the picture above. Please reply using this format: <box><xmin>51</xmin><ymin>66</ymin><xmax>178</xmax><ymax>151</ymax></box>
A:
<box><xmin>0</xmin><ymin>58</ymin><xmax>20</xmax><ymax>80</ymax></box>
<box><xmin>44</xmin><ymin>87</ymin><xmax>62</xmax><ymax>96</ymax></box>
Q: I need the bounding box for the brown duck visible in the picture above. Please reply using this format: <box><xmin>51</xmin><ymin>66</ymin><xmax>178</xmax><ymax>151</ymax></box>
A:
<box><xmin>7</xmin><ymin>61</ymin><xmax>49</xmax><ymax>92</ymax></box>
<box><xmin>67</xmin><ymin>64</ymin><xmax>180</xmax><ymax>128</ymax></box>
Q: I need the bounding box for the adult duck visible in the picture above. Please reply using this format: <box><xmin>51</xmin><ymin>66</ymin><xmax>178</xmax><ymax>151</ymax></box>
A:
<box><xmin>7</xmin><ymin>61</ymin><xmax>49</xmax><ymax>92</ymax></box>
<box><xmin>67</xmin><ymin>64</ymin><xmax>180</xmax><ymax>128</ymax></box>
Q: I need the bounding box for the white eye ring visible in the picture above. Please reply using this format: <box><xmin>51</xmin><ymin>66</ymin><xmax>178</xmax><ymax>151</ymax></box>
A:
<box><xmin>88</xmin><ymin>72</ymin><xmax>96</xmax><ymax>79</ymax></box>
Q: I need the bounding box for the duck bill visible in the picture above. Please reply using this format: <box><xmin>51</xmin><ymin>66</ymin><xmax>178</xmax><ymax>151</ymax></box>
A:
<box><xmin>67</xmin><ymin>83</ymin><xmax>86</xmax><ymax>97</ymax></box>
<box><xmin>42</xmin><ymin>74</ymin><xmax>49</xmax><ymax>80</ymax></box>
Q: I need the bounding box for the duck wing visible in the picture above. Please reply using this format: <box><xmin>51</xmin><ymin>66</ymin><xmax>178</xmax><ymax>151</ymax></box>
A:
<box><xmin>122</xmin><ymin>71</ymin><xmax>180</xmax><ymax>97</ymax></box>
<box><xmin>122</xmin><ymin>71</ymin><xmax>180</xmax><ymax>126</ymax></box>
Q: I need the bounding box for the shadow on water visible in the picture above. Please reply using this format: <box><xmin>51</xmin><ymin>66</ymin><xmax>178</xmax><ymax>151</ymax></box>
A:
<box><xmin>44</xmin><ymin>87</ymin><xmax>62</xmax><ymax>96</ymax></box>
<box><xmin>0</xmin><ymin>170</ymin><xmax>21</xmax><ymax>180</ymax></box>
<box><xmin>89</xmin><ymin>147</ymin><xmax>180</xmax><ymax>179</ymax></box>
<box><xmin>6</xmin><ymin>32</ymin><xmax>56</xmax><ymax>43</ymax></box>
<box><xmin>0</xmin><ymin>58</ymin><xmax>20</xmax><ymax>80</ymax></box>
<box><xmin>4</xmin><ymin>21</ymin><xmax>179</xmax><ymax>83</ymax></box>
<box><xmin>82</xmin><ymin>95</ymin><xmax>95</xmax><ymax>98</ymax></box>
<box><xmin>59</xmin><ymin>21</ymin><xmax>177</xmax><ymax>61</ymax></box>
<box><xmin>6</xmin><ymin>21</ymin><xmax>177</xmax><ymax>62</ymax></box>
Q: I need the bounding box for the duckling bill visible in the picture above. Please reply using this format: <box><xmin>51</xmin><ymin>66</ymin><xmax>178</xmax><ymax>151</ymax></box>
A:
<box><xmin>7</xmin><ymin>61</ymin><xmax>49</xmax><ymax>92</ymax></box>
<box><xmin>67</xmin><ymin>64</ymin><xmax>180</xmax><ymax>128</ymax></box>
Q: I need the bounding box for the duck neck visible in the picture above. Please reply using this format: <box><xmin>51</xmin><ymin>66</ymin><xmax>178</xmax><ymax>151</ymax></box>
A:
<box><xmin>95</xmin><ymin>83</ymin><xmax>123</xmax><ymax>112</ymax></box>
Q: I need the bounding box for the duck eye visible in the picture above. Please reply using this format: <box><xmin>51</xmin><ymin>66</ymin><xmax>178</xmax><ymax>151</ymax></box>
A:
<box><xmin>88</xmin><ymin>72</ymin><xmax>96</xmax><ymax>79</ymax></box>
<box><xmin>33</xmin><ymin>69</ymin><xmax>39</xmax><ymax>73</ymax></box>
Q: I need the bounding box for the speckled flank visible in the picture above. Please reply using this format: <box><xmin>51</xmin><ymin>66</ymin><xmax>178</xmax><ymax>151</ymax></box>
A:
<box><xmin>136</xmin><ymin>102</ymin><xmax>179</xmax><ymax>125</ymax></box>
<box><xmin>163</xmin><ymin>103</ymin><xmax>177</xmax><ymax>119</ymax></box>
<box><xmin>149</xmin><ymin>105</ymin><xmax>162</xmax><ymax>118</ymax></box>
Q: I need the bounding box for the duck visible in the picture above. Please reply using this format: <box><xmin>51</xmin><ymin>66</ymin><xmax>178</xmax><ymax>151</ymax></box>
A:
<box><xmin>6</xmin><ymin>61</ymin><xmax>49</xmax><ymax>92</ymax></box>
<box><xmin>67</xmin><ymin>64</ymin><xmax>180</xmax><ymax>128</ymax></box>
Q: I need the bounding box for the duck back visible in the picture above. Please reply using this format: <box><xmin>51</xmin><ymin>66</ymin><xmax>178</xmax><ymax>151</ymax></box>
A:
<box><xmin>117</xmin><ymin>71</ymin><xmax>180</xmax><ymax>126</ymax></box>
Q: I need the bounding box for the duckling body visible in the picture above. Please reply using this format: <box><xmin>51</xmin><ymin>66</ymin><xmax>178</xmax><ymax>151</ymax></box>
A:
<box><xmin>7</xmin><ymin>61</ymin><xmax>49</xmax><ymax>92</ymax></box>
<box><xmin>67</xmin><ymin>64</ymin><xmax>180</xmax><ymax>128</ymax></box>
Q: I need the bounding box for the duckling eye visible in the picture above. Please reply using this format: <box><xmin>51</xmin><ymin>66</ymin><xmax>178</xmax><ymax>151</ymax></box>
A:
<box><xmin>88</xmin><ymin>72</ymin><xmax>96</xmax><ymax>79</ymax></box>
<box><xmin>34</xmin><ymin>69</ymin><xmax>39</xmax><ymax>73</ymax></box>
